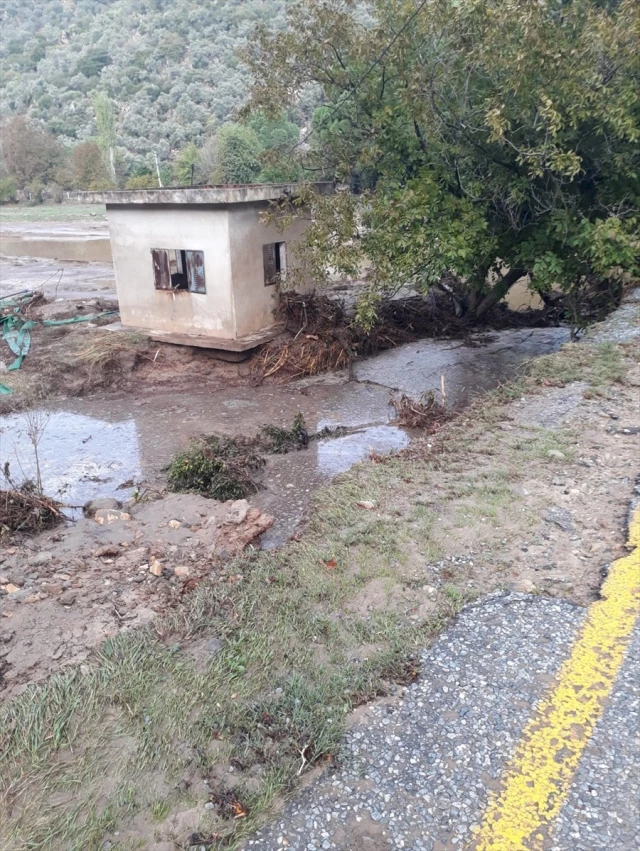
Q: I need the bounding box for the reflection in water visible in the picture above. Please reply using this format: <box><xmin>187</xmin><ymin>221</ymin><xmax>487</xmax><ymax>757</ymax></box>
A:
<box><xmin>316</xmin><ymin>426</ymin><xmax>409</xmax><ymax>477</ymax></box>
<box><xmin>0</xmin><ymin>411</ymin><xmax>141</xmax><ymax>511</ymax></box>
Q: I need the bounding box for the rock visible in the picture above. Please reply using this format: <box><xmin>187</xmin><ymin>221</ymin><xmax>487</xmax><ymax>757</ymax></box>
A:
<box><xmin>84</xmin><ymin>497</ymin><xmax>121</xmax><ymax>516</ymax></box>
<box><xmin>543</xmin><ymin>505</ymin><xmax>574</xmax><ymax>533</ymax></box>
<box><xmin>514</xmin><ymin>579</ymin><xmax>536</xmax><ymax>593</ymax></box>
<box><xmin>546</xmin><ymin>449</ymin><xmax>566</xmax><ymax>460</ymax></box>
<box><xmin>27</xmin><ymin>552</ymin><xmax>53</xmax><ymax>567</ymax></box>
<box><xmin>0</xmin><ymin>575</ymin><xmax>8</xmax><ymax>585</ymax></box>
<box><xmin>174</xmin><ymin>565</ymin><xmax>191</xmax><ymax>577</ymax></box>
<box><xmin>223</xmin><ymin>499</ymin><xmax>250</xmax><ymax>525</ymax></box>
<box><xmin>7</xmin><ymin>575</ymin><xmax>25</xmax><ymax>587</ymax></box>
<box><xmin>3</xmin><ymin>583</ymin><xmax>21</xmax><ymax>594</ymax></box>
<box><xmin>94</xmin><ymin>509</ymin><xmax>132</xmax><ymax>525</ymax></box>
<box><xmin>207</xmin><ymin>638</ymin><xmax>223</xmax><ymax>655</ymax></box>
<box><xmin>59</xmin><ymin>592</ymin><xmax>76</xmax><ymax>606</ymax></box>
<box><xmin>357</xmin><ymin>500</ymin><xmax>377</xmax><ymax>510</ymax></box>
<box><xmin>168</xmin><ymin>519</ymin><xmax>182</xmax><ymax>529</ymax></box>
<box><xmin>149</xmin><ymin>556</ymin><xmax>163</xmax><ymax>577</ymax></box>
<box><xmin>205</xmin><ymin>516</ymin><xmax>218</xmax><ymax>528</ymax></box>
<box><xmin>95</xmin><ymin>545</ymin><xmax>121</xmax><ymax>558</ymax></box>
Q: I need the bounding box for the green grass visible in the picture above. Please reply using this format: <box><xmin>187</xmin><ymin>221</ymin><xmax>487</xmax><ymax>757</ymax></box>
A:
<box><xmin>526</xmin><ymin>341</ymin><xmax>627</xmax><ymax>393</ymax></box>
<box><xmin>0</xmin><ymin>203</ymin><xmax>106</xmax><ymax>222</ymax></box>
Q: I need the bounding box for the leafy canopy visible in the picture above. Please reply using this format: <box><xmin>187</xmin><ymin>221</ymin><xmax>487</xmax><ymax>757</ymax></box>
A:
<box><xmin>245</xmin><ymin>0</ymin><xmax>640</xmax><ymax>319</ymax></box>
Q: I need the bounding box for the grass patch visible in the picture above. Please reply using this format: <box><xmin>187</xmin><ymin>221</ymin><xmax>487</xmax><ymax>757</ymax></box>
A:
<box><xmin>527</xmin><ymin>341</ymin><xmax>626</xmax><ymax>393</ymax></box>
<box><xmin>0</xmin><ymin>203</ymin><xmax>106</xmax><ymax>222</ymax></box>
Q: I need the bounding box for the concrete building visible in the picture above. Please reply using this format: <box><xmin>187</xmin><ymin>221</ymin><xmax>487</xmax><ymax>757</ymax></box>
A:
<box><xmin>81</xmin><ymin>184</ymin><xmax>331</xmax><ymax>351</ymax></box>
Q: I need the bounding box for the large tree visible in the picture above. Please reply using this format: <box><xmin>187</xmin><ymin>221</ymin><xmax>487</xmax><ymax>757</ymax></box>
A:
<box><xmin>245</xmin><ymin>0</ymin><xmax>640</xmax><ymax>322</ymax></box>
<box><xmin>0</xmin><ymin>116</ymin><xmax>64</xmax><ymax>188</ymax></box>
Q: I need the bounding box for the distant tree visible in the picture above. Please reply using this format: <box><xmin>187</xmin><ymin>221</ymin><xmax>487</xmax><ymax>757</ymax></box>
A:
<box><xmin>210</xmin><ymin>123</ymin><xmax>261</xmax><ymax>184</ymax></box>
<box><xmin>248</xmin><ymin>112</ymin><xmax>301</xmax><ymax>182</ymax></box>
<box><xmin>67</xmin><ymin>141</ymin><xmax>111</xmax><ymax>189</ymax></box>
<box><xmin>125</xmin><ymin>173</ymin><xmax>159</xmax><ymax>189</ymax></box>
<box><xmin>0</xmin><ymin>176</ymin><xmax>18</xmax><ymax>204</ymax></box>
<box><xmin>172</xmin><ymin>142</ymin><xmax>200</xmax><ymax>185</ymax></box>
<box><xmin>0</xmin><ymin>115</ymin><xmax>64</xmax><ymax>188</ymax></box>
<box><xmin>77</xmin><ymin>49</ymin><xmax>112</xmax><ymax>79</ymax></box>
<box><xmin>91</xmin><ymin>92</ymin><xmax>118</xmax><ymax>182</ymax></box>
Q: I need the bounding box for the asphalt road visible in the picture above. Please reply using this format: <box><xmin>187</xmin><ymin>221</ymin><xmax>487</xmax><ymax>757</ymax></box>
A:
<box><xmin>244</xmin><ymin>508</ymin><xmax>640</xmax><ymax>851</ymax></box>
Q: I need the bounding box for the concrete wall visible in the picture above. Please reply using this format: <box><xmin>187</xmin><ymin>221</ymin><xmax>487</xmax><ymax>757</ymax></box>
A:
<box><xmin>228</xmin><ymin>203</ymin><xmax>311</xmax><ymax>337</ymax></box>
<box><xmin>106</xmin><ymin>205</ymin><xmax>235</xmax><ymax>337</ymax></box>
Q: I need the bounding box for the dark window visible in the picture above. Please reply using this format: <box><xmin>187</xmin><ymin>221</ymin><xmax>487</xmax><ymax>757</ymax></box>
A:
<box><xmin>151</xmin><ymin>248</ymin><xmax>206</xmax><ymax>293</ymax></box>
<box><xmin>263</xmin><ymin>241</ymin><xmax>286</xmax><ymax>286</ymax></box>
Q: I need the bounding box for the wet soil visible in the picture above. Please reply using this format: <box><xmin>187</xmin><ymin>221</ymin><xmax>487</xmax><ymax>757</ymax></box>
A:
<box><xmin>0</xmin><ymin>255</ymin><xmax>116</xmax><ymax>300</ymax></box>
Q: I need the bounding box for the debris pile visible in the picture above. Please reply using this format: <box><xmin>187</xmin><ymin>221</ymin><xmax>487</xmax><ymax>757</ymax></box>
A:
<box><xmin>167</xmin><ymin>435</ymin><xmax>266</xmax><ymax>500</ymax></box>
<box><xmin>0</xmin><ymin>488</ymin><xmax>65</xmax><ymax>536</ymax></box>
<box><xmin>391</xmin><ymin>392</ymin><xmax>452</xmax><ymax>431</ymax></box>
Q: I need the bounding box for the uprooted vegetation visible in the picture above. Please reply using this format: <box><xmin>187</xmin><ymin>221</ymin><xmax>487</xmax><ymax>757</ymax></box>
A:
<box><xmin>0</xmin><ymin>487</ymin><xmax>64</xmax><ymax>537</ymax></box>
<box><xmin>392</xmin><ymin>392</ymin><xmax>453</xmax><ymax>431</ymax></box>
<box><xmin>167</xmin><ymin>435</ymin><xmax>266</xmax><ymax>500</ymax></box>
<box><xmin>166</xmin><ymin>415</ymin><xmax>311</xmax><ymax>499</ymax></box>
<box><xmin>252</xmin><ymin>287</ymin><xmax>568</xmax><ymax>383</ymax></box>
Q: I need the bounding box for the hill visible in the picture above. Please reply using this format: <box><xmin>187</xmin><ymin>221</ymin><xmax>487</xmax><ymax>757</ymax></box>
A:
<box><xmin>0</xmin><ymin>0</ymin><xmax>289</xmax><ymax>173</ymax></box>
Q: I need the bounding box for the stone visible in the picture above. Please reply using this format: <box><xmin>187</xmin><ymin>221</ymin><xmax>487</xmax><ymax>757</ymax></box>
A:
<box><xmin>7</xmin><ymin>575</ymin><xmax>25</xmax><ymax>587</ymax></box>
<box><xmin>149</xmin><ymin>556</ymin><xmax>163</xmax><ymax>577</ymax></box>
<box><xmin>547</xmin><ymin>449</ymin><xmax>566</xmax><ymax>460</ymax></box>
<box><xmin>3</xmin><ymin>583</ymin><xmax>21</xmax><ymax>594</ymax></box>
<box><xmin>59</xmin><ymin>592</ymin><xmax>77</xmax><ymax>606</ymax></box>
<box><xmin>174</xmin><ymin>565</ymin><xmax>191</xmax><ymax>577</ymax></box>
<box><xmin>94</xmin><ymin>509</ymin><xmax>132</xmax><ymax>525</ymax></box>
<box><xmin>223</xmin><ymin>499</ymin><xmax>250</xmax><ymax>525</ymax></box>
<box><xmin>543</xmin><ymin>506</ymin><xmax>574</xmax><ymax>533</ymax></box>
<box><xmin>27</xmin><ymin>552</ymin><xmax>53</xmax><ymax>567</ymax></box>
<box><xmin>357</xmin><ymin>501</ymin><xmax>377</xmax><ymax>510</ymax></box>
<box><xmin>207</xmin><ymin>638</ymin><xmax>223</xmax><ymax>655</ymax></box>
<box><xmin>84</xmin><ymin>497</ymin><xmax>121</xmax><ymax>516</ymax></box>
<box><xmin>168</xmin><ymin>519</ymin><xmax>182</xmax><ymax>529</ymax></box>
<box><xmin>514</xmin><ymin>579</ymin><xmax>536</xmax><ymax>593</ymax></box>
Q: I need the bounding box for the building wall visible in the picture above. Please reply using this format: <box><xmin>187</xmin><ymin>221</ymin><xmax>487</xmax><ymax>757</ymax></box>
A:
<box><xmin>106</xmin><ymin>205</ymin><xmax>235</xmax><ymax>338</ymax></box>
<box><xmin>228</xmin><ymin>204</ymin><xmax>311</xmax><ymax>337</ymax></box>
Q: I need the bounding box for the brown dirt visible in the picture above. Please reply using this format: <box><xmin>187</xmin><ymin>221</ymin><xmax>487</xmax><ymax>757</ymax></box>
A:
<box><xmin>0</xmin><ymin>493</ymin><xmax>273</xmax><ymax>699</ymax></box>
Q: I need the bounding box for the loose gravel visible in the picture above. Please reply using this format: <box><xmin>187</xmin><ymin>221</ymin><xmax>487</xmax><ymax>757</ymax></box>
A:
<box><xmin>244</xmin><ymin>593</ymin><xmax>592</xmax><ymax>850</ymax></box>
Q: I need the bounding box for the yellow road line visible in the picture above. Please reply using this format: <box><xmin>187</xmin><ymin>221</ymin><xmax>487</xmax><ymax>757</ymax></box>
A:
<box><xmin>471</xmin><ymin>506</ymin><xmax>640</xmax><ymax>851</ymax></box>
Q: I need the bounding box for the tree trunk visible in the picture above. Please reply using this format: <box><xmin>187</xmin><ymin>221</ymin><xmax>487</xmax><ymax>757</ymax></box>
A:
<box><xmin>472</xmin><ymin>268</ymin><xmax>527</xmax><ymax>321</ymax></box>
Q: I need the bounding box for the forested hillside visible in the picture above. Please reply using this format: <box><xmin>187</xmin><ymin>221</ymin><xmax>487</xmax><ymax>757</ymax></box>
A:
<box><xmin>0</xmin><ymin>0</ymin><xmax>304</xmax><ymax>193</ymax></box>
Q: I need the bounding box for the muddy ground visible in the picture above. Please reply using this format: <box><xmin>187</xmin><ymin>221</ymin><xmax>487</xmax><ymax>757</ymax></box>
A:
<box><xmin>0</xmin><ymin>274</ymin><xmax>638</xmax><ymax>849</ymax></box>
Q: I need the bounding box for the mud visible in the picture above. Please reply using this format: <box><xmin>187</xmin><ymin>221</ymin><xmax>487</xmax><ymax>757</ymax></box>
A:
<box><xmin>0</xmin><ymin>322</ymin><xmax>567</xmax><ymax>549</ymax></box>
<box><xmin>0</xmin><ymin>255</ymin><xmax>116</xmax><ymax>300</ymax></box>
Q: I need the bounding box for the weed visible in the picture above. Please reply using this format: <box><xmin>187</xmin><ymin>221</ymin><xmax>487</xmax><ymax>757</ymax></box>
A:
<box><xmin>167</xmin><ymin>436</ymin><xmax>265</xmax><ymax>499</ymax></box>
<box><xmin>258</xmin><ymin>413</ymin><xmax>307</xmax><ymax>453</ymax></box>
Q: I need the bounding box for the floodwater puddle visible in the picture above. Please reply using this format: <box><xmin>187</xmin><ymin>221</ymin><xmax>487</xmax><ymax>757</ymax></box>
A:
<box><xmin>0</xmin><ymin>325</ymin><xmax>568</xmax><ymax>543</ymax></box>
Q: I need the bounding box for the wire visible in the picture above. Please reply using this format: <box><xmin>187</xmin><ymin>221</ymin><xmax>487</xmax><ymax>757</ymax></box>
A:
<box><xmin>289</xmin><ymin>0</ymin><xmax>431</xmax><ymax>154</ymax></box>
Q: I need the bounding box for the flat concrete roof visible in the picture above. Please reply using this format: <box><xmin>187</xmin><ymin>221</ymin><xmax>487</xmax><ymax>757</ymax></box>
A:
<box><xmin>72</xmin><ymin>183</ymin><xmax>333</xmax><ymax>206</ymax></box>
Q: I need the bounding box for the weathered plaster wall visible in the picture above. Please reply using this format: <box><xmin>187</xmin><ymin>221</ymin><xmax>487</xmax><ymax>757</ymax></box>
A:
<box><xmin>228</xmin><ymin>204</ymin><xmax>311</xmax><ymax>337</ymax></box>
<box><xmin>106</xmin><ymin>205</ymin><xmax>235</xmax><ymax>337</ymax></box>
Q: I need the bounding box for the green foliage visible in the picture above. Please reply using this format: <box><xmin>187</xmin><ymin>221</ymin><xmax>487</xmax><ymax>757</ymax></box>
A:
<box><xmin>125</xmin><ymin>173</ymin><xmax>159</xmax><ymax>190</ymax></box>
<box><xmin>259</xmin><ymin>413</ymin><xmax>306</xmax><ymax>453</ymax></box>
<box><xmin>172</xmin><ymin>142</ymin><xmax>200</xmax><ymax>186</ymax></box>
<box><xmin>0</xmin><ymin>116</ymin><xmax>64</xmax><ymax>189</ymax></box>
<box><xmin>246</xmin><ymin>0</ymin><xmax>640</xmax><ymax>319</ymax></box>
<box><xmin>0</xmin><ymin>176</ymin><xmax>18</xmax><ymax>204</ymax></box>
<box><xmin>65</xmin><ymin>141</ymin><xmax>111</xmax><ymax>190</ymax></box>
<box><xmin>0</xmin><ymin>0</ymin><xmax>292</xmax><ymax>159</ymax></box>
<box><xmin>91</xmin><ymin>92</ymin><xmax>117</xmax><ymax>181</ymax></box>
<box><xmin>210</xmin><ymin>123</ymin><xmax>262</xmax><ymax>184</ymax></box>
<box><xmin>167</xmin><ymin>436</ymin><xmax>265</xmax><ymax>500</ymax></box>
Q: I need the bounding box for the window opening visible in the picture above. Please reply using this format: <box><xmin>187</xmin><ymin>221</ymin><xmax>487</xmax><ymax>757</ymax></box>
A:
<box><xmin>263</xmin><ymin>241</ymin><xmax>286</xmax><ymax>286</ymax></box>
<box><xmin>151</xmin><ymin>248</ymin><xmax>206</xmax><ymax>293</ymax></box>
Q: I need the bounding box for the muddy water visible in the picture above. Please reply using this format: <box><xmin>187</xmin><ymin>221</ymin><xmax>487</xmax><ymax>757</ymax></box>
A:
<box><xmin>0</xmin><ymin>326</ymin><xmax>568</xmax><ymax>545</ymax></box>
<box><xmin>0</xmin><ymin>221</ymin><xmax>112</xmax><ymax>263</ymax></box>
